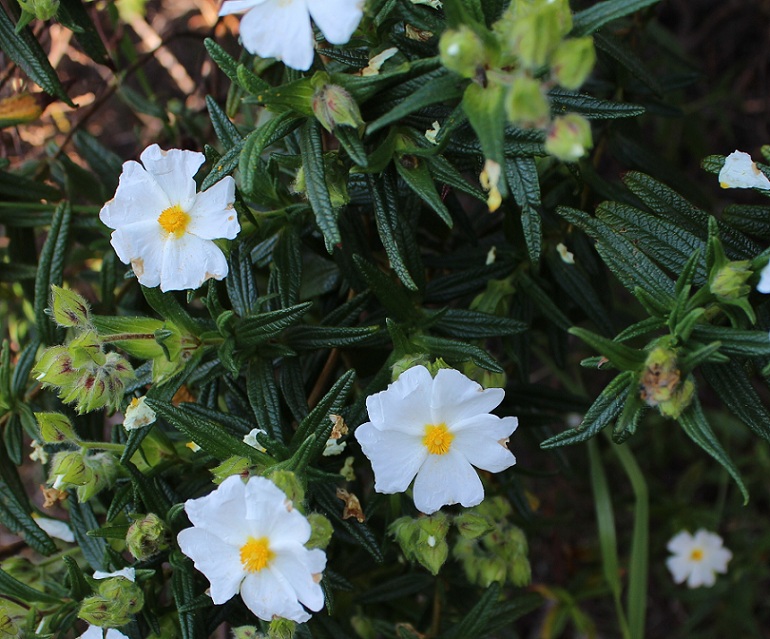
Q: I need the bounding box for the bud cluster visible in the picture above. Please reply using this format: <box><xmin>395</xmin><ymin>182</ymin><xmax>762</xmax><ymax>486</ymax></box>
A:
<box><xmin>49</xmin><ymin>449</ymin><xmax>119</xmax><ymax>501</ymax></box>
<box><xmin>439</xmin><ymin>0</ymin><xmax>595</xmax><ymax>162</ymax></box>
<box><xmin>639</xmin><ymin>343</ymin><xmax>695</xmax><ymax>419</ymax></box>
<box><xmin>79</xmin><ymin>575</ymin><xmax>144</xmax><ymax>628</ymax></box>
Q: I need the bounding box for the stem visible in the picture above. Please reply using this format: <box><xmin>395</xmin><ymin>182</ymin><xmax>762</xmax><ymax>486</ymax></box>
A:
<box><xmin>79</xmin><ymin>441</ymin><xmax>126</xmax><ymax>453</ymax></box>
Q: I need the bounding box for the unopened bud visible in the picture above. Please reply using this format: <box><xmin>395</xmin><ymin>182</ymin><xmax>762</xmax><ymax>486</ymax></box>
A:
<box><xmin>49</xmin><ymin>285</ymin><xmax>91</xmax><ymax>328</ymax></box>
<box><xmin>69</xmin><ymin>331</ymin><xmax>106</xmax><ymax>369</ymax></box>
<box><xmin>509</xmin><ymin>0</ymin><xmax>572</xmax><ymax>69</ymax></box>
<box><xmin>211</xmin><ymin>456</ymin><xmax>251</xmax><ymax>484</ymax></box>
<box><xmin>17</xmin><ymin>0</ymin><xmax>59</xmax><ymax>20</ymax></box>
<box><xmin>49</xmin><ymin>450</ymin><xmax>92</xmax><ymax>489</ymax></box>
<box><xmin>312</xmin><ymin>84</ymin><xmax>364</xmax><ymax>132</ymax></box>
<box><xmin>78</xmin><ymin>595</ymin><xmax>131</xmax><ymax>627</ymax></box>
<box><xmin>98</xmin><ymin>577</ymin><xmax>144</xmax><ymax>615</ymax></box>
<box><xmin>126</xmin><ymin>513</ymin><xmax>169</xmax><ymax>560</ymax></box>
<box><xmin>306</xmin><ymin>513</ymin><xmax>334</xmax><ymax>550</ymax></box>
<box><xmin>454</xmin><ymin>511</ymin><xmax>496</xmax><ymax>539</ymax></box>
<box><xmin>232</xmin><ymin>627</ymin><xmax>263</xmax><ymax>639</ymax></box>
<box><xmin>439</xmin><ymin>27</ymin><xmax>486</xmax><ymax>79</ymax></box>
<box><xmin>710</xmin><ymin>260</ymin><xmax>752</xmax><ymax>300</ymax></box>
<box><xmin>391</xmin><ymin>354</ymin><xmax>432</xmax><ymax>381</ymax></box>
<box><xmin>505</xmin><ymin>76</ymin><xmax>549</xmax><ymax>127</ymax></box>
<box><xmin>268</xmin><ymin>618</ymin><xmax>296</xmax><ymax>639</ymax></box>
<box><xmin>33</xmin><ymin>345</ymin><xmax>77</xmax><ymax>387</ymax></box>
<box><xmin>76</xmin><ymin>453</ymin><xmax>119</xmax><ymax>502</ymax></box>
<box><xmin>268</xmin><ymin>470</ymin><xmax>305</xmax><ymax>507</ymax></box>
<box><xmin>545</xmin><ymin>114</ymin><xmax>593</xmax><ymax>162</ymax></box>
<box><xmin>551</xmin><ymin>37</ymin><xmax>596</xmax><ymax>90</ymax></box>
<box><xmin>35</xmin><ymin>412</ymin><xmax>79</xmax><ymax>444</ymax></box>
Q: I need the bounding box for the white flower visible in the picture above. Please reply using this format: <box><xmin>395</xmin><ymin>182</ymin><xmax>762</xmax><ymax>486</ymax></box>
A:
<box><xmin>719</xmin><ymin>150</ymin><xmax>770</xmax><ymax>190</ymax></box>
<box><xmin>354</xmin><ymin>365</ymin><xmax>518</xmax><ymax>514</ymax></box>
<box><xmin>219</xmin><ymin>0</ymin><xmax>365</xmax><ymax>71</ymax></box>
<box><xmin>666</xmin><ymin>529</ymin><xmax>732</xmax><ymax>588</ymax></box>
<box><xmin>100</xmin><ymin>144</ymin><xmax>239</xmax><ymax>292</ymax></box>
<box><xmin>177</xmin><ymin>475</ymin><xmax>326</xmax><ymax>623</ymax></box>
<box><xmin>243</xmin><ymin>428</ymin><xmax>267</xmax><ymax>452</ymax></box>
<box><xmin>93</xmin><ymin>567</ymin><xmax>136</xmax><ymax>582</ymax></box>
<box><xmin>33</xmin><ymin>515</ymin><xmax>74</xmax><ymax>542</ymax></box>
<box><xmin>123</xmin><ymin>396</ymin><xmax>157</xmax><ymax>431</ymax></box>
<box><xmin>79</xmin><ymin>626</ymin><xmax>130</xmax><ymax>639</ymax></box>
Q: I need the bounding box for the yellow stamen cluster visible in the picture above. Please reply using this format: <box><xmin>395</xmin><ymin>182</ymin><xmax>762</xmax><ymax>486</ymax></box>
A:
<box><xmin>158</xmin><ymin>204</ymin><xmax>190</xmax><ymax>237</ymax></box>
<box><xmin>689</xmin><ymin>548</ymin><xmax>704</xmax><ymax>562</ymax></box>
<box><xmin>422</xmin><ymin>423</ymin><xmax>453</xmax><ymax>455</ymax></box>
<box><xmin>240</xmin><ymin>536</ymin><xmax>275</xmax><ymax>572</ymax></box>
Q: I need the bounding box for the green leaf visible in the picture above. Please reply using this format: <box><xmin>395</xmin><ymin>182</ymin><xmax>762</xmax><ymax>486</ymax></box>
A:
<box><xmin>300</xmin><ymin>119</ymin><xmax>341</xmax><ymax>250</ymax></box>
<box><xmin>412</xmin><ymin>334</ymin><xmax>504</xmax><ymax>373</ymax></box>
<box><xmin>226</xmin><ymin>242</ymin><xmax>257</xmax><ymax>317</ymax></box>
<box><xmin>548</xmin><ymin>88</ymin><xmax>645</xmax><ymax>120</ymax></box>
<box><xmin>0</xmin><ymin>567</ymin><xmax>63</xmax><ymax>604</ymax></box>
<box><xmin>313</xmin><ymin>484</ymin><xmax>383</xmax><ymax>562</ymax></box>
<box><xmin>284</xmin><ymin>325</ymin><xmax>378</xmax><ymax>350</ymax></box>
<box><xmin>425</xmin><ymin>153</ymin><xmax>486</xmax><ymax>202</ymax></box>
<box><xmin>593</xmin><ymin>32</ymin><xmax>663</xmax><ymax>96</ymax></box>
<box><xmin>690</xmin><ymin>325</ymin><xmax>770</xmax><ymax>357</ymax></box>
<box><xmin>247</xmin><ymin>358</ymin><xmax>284</xmax><ymax>442</ymax></box>
<box><xmin>201</xmin><ymin>139</ymin><xmax>244</xmax><ymax>191</ymax></box>
<box><xmin>0</xmin><ymin>4</ymin><xmax>74</xmax><ymax>105</ymax></box>
<box><xmin>571</xmin><ymin>0</ymin><xmax>661</xmax><ymax>36</ymax></box>
<box><xmin>206</xmin><ymin>95</ymin><xmax>241</xmax><ymax>149</ymax></box>
<box><xmin>461</xmin><ymin>82</ymin><xmax>506</xmax><ymax>173</ymax></box>
<box><xmin>204</xmin><ymin>38</ymin><xmax>239</xmax><ymax>83</ymax></box>
<box><xmin>291</xmin><ymin>370</ymin><xmax>355</xmax><ymax>454</ymax></box>
<box><xmin>335</xmin><ymin>125</ymin><xmax>368</xmax><ymax>167</ymax></box>
<box><xmin>34</xmin><ymin>201</ymin><xmax>71</xmax><ymax>345</ymax></box>
<box><xmin>57</xmin><ymin>0</ymin><xmax>111</xmax><ymax>67</ymax></box>
<box><xmin>235</xmin><ymin>302</ymin><xmax>313</xmax><ymax>347</ymax></box>
<box><xmin>395</xmin><ymin>157</ymin><xmax>453</xmax><ymax>228</ymax></box>
<box><xmin>570</xmin><ymin>327</ymin><xmax>646</xmax><ymax>371</ymax></box>
<box><xmin>69</xmin><ymin>496</ymin><xmax>109</xmax><ymax>570</ymax></box>
<box><xmin>540</xmin><ymin>371</ymin><xmax>635</xmax><ymax>448</ymax></box>
<box><xmin>444</xmin><ymin>582</ymin><xmax>501</xmax><ymax>639</ymax></box>
<box><xmin>518</xmin><ymin>273</ymin><xmax>571</xmax><ymax>331</ymax></box>
<box><xmin>354</xmin><ymin>254</ymin><xmax>420</xmax><ymax>322</ymax></box>
<box><xmin>431</xmin><ymin>308</ymin><xmax>527</xmax><ymax>339</ymax></box>
<box><xmin>271</xmin><ymin>225</ymin><xmax>302</xmax><ymax>308</ymax></box>
<box><xmin>506</xmin><ymin>156</ymin><xmax>542</xmax><ymax>264</ymax></box>
<box><xmin>142</xmin><ymin>286</ymin><xmax>206</xmax><ymax>336</ymax></box>
<box><xmin>678</xmin><ymin>398</ymin><xmax>748</xmax><ymax>504</ymax></box>
<box><xmin>239</xmin><ymin>111</ymin><xmax>298</xmax><ymax>196</ymax></box>
<box><xmin>63</xmin><ymin>555</ymin><xmax>91</xmax><ymax>600</ymax></box>
<box><xmin>170</xmin><ymin>551</ymin><xmax>206</xmax><ymax>639</ymax></box>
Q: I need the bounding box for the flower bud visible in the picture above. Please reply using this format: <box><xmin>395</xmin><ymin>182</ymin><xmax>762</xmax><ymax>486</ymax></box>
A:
<box><xmin>439</xmin><ymin>27</ymin><xmax>486</xmax><ymax>79</ymax></box>
<box><xmin>390</xmin><ymin>514</ymin><xmax>450</xmax><ymax>575</ymax></box>
<box><xmin>49</xmin><ymin>450</ymin><xmax>92</xmax><ymax>489</ymax></box>
<box><xmin>98</xmin><ymin>577</ymin><xmax>144</xmax><ymax>615</ymax></box>
<box><xmin>211</xmin><ymin>456</ymin><xmax>251</xmax><ymax>484</ymax></box>
<box><xmin>509</xmin><ymin>0</ymin><xmax>572</xmax><ymax>69</ymax></box>
<box><xmin>78</xmin><ymin>595</ymin><xmax>131</xmax><ymax>627</ymax></box>
<box><xmin>232</xmin><ymin>627</ymin><xmax>264</xmax><ymax>639</ymax></box>
<box><xmin>268</xmin><ymin>618</ymin><xmax>296</xmax><ymax>639</ymax></box>
<box><xmin>17</xmin><ymin>0</ymin><xmax>59</xmax><ymax>20</ymax></box>
<box><xmin>33</xmin><ymin>346</ymin><xmax>77</xmax><ymax>387</ymax></box>
<box><xmin>35</xmin><ymin>412</ymin><xmax>79</xmax><ymax>444</ymax></box>
<box><xmin>350</xmin><ymin>615</ymin><xmax>376</xmax><ymax>639</ymax></box>
<box><xmin>551</xmin><ymin>37</ymin><xmax>596</xmax><ymax>90</ymax></box>
<box><xmin>477</xmin><ymin>556</ymin><xmax>507</xmax><ymax>587</ymax></box>
<box><xmin>126</xmin><ymin>513</ymin><xmax>169</xmax><ymax>560</ymax></box>
<box><xmin>312</xmin><ymin>84</ymin><xmax>364</xmax><ymax>132</ymax></box>
<box><xmin>391</xmin><ymin>354</ymin><xmax>433</xmax><ymax>381</ymax></box>
<box><xmin>267</xmin><ymin>470</ymin><xmax>305</xmax><ymax>507</ymax></box>
<box><xmin>454</xmin><ymin>511</ymin><xmax>496</xmax><ymax>539</ymax></box>
<box><xmin>49</xmin><ymin>284</ymin><xmax>91</xmax><ymax>328</ymax></box>
<box><xmin>545</xmin><ymin>114</ymin><xmax>593</xmax><ymax>162</ymax></box>
<box><xmin>710</xmin><ymin>260</ymin><xmax>752</xmax><ymax>301</ymax></box>
<box><xmin>306</xmin><ymin>513</ymin><xmax>334</xmax><ymax>549</ymax></box>
<box><xmin>505</xmin><ymin>526</ymin><xmax>531</xmax><ymax>586</ymax></box>
<box><xmin>69</xmin><ymin>331</ymin><xmax>106</xmax><ymax>369</ymax></box>
<box><xmin>505</xmin><ymin>76</ymin><xmax>550</xmax><ymax>127</ymax></box>
<box><xmin>0</xmin><ymin>606</ymin><xmax>17</xmax><ymax>638</ymax></box>
<box><xmin>77</xmin><ymin>453</ymin><xmax>119</xmax><ymax>502</ymax></box>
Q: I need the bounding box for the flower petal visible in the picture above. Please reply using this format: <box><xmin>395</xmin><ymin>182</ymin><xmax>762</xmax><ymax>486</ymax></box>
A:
<box><xmin>452</xmin><ymin>416</ymin><xmax>517</xmax><ymax>472</ymax></box>
<box><xmin>365</xmin><ymin>365</ymin><xmax>434</xmax><ymax>435</ymax></box>
<box><xmin>159</xmin><ymin>235</ymin><xmax>228</xmax><ymax>292</ymax></box>
<box><xmin>430</xmin><ymin>368</ymin><xmax>504</xmax><ymax>425</ymax></box>
<box><xmin>139</xmin><ymin>144</ymin><xmax>204</xmax><ymax>209</ymax></box>
<box><xmin>99</xmin><ymin>160</ymin><xmax>169</xmax><ymax>229</ymax></box>
<box><xmin>109</xmin><ymin>220</ymin><xmax>166</xmax><ymax>288</ymax></box>
<box><xmin>238</xmin><ymin>0</ymin><xmax>315</xmax><ymax>71</ymax></box>
<box><xmin>666</xmin><ymin>530</ymin><xmax>694</xmax><ymax>554</ymax></box>
<box><xmin>355</xmin><ymin>422</ymin><xmax>426</xmax><ymax>494</ymax></box>
<box><xmin>412</xmin><ymin>450</ymin><xmax>484</xmax><ymax>514</ymax></box>
<box><xmin>183</xmin><ymin>475</ymin><xmax>251</xmax><ymax>545</ymax></box>
<box><xmin>270</xmin><ymin>545</ymin><xmax>326</xmax><ymax>611</ymax></box>
<box><xmin>105</xmin><ymin>630</ymin><xmax>131</xmax><ymax>639</ymax></box>
<box><xmin>757</xmin><ymin>263</ymin><xmax>770</xmax><ymax>294</ymax></box>
<box><xmin>241</xmin><ymin>569</ymin><xmax>310</xmax><ymax>623</ymax></box>
<box><xmin>718</xmin><ymin>150</ymin><xmax>770</xmax><ymax>190</ymax></box>
<box><xmin>687</xmin><ymin>562</ymin><xmax>715</xmax><ymax>588</ymax></box>
<box><xmin>79</xmin><ymin>625</ymin><xmax>104</xmax><ymax>639</ymax></box>
<box><xmin>218</xmin><ymin>0</ymin><xmax>268</xmax><ymax>15</ymax></box>
<box><xmin>188</xmin><ymin>177</ymin><xmax>239</xmax><ymax>240</ymax></box>
<box><xmin>665</xmin><ymin>555</ymin><xmax>691</xmax><ymax>584</ymax></box>
<box><xmin>244</xmin><ymin>476</ymin><xmax>311</xmax><ymax>542</ymax></box>
<box><xmin>307</xmin><ymin>0</ymin><xmax>363</xmax><ymax>45</ymax></box>
<box><xmin>177</xmin><ymin>527</ymin><xmax>244</xmax><ymax>604</ymax></box>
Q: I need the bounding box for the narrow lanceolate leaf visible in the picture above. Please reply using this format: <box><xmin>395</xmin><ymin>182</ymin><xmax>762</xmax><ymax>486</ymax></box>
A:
<box><xmin>443</xmin><ymin>582</ymin><xmax>501</xmax><ymax>639</ymax></box>
<box><xmin>548</xmin><ymin>89</ymin><xmax>645</xmax><ymax>120</ymax></box>
<box><xmin>395</xmin><ymin>157</ymin><xmax>452</xmax><ymax>228</ymax></box>
<box><xmin>678</xmin><ymin>399</ymin><xmax>749</xmax><ymax>504</ymax></box>
<box><xmin>204</xmin><ymin>38</ymin><xmax>239</xmax><ymax>83</ymax></box>
<box><xmin>239</xmin><ymin>111</ymin><xmax>299</xmax><ymax>196</ymax></box>
<box><xmin>0</xmin><ymin>474</ymin><xmax>56</xmax><ymax>555</ymax></box>
<box><xmin>354</xmin><ymin>255</ymin><xmax>420</xmax><ymax>322</ymax></box>
<box><xmin>34</xmin><ymin>201</ymin><xmax>71</xmax><ymax>345</ymax></box>
<box><xmin>412</xmin><ymin>334</ymin><xmax>504</xmax><ymax>373</ymax></box>
<box><xmin>702</xmin><ymin>362</ymin><xmax>770</xmax><ymax>443</ymax></box>
<box><xmin>57</xmin><ymin>0</ymin><xmax>111</xmax><ymax>68</ymax></box>
<box><xmin>247</xmin><ymin>358</ymin><xmax>284</xmax><ymax>441</ymax></box>
<box><xmin>69</xmin><ymin>496</ymin><xmax>109</xmax><ymax>571</ymax></box>
<box><xmin>206</xmin><ymin>95</ymin><xmax>241</xmax><ymax>149</ymax></box>
<box><xmin>462</xmin><ymin>82</ymin><xmax>506</xmax><ymax>172</ymax></box>
<box><xmin>506</xmin><ymin>156</ymin><xmax>542</xmax><ymax>264</ymax></box>
<box><xmin>690</xmin><ymin>325</ymin><xmax>770</xmax><ymax>357</ymax></box>
<box><xmin>235</xmin><ymin>302</ymin><xmax>313</xmax><ymax>347</ymax></box>
<box><xmin>570</xmin><ymin>326</ymin><xmax>646</xmax><ymax>370</ymax></box>
<box><xmin>226</xmin><ymin>242</ymin><xmax>257</xmax><ymax>317</ymax></box>
<box><xmin>0</xmin><ymin>567</ymin><xmax>62</xmax><ymax>604</ymax></box>
<box><xmin>299</xmin><ymin>119</ymin><xmax>341</xmax><ymax>250</ymax></box>
<box><xmin>0</xmin><ymin>4</ymin><xmax>74</xmax><ymax>105</ymax></box>
<box><xmin>540</xmin><ymin>371</ymin><xmax>635</xmax><ymax>448</ymax></box>
<box><xmin>571</xmin><ymin>0</ymin><xmax>661</xmax><ymax>36</ymax></box>
<box><xmin>142</xmin><ymin>286</ymin><xmax>207</xmax><ymax>337</ymax></box>
<box><xmin>431</xmin><ymin>309</ymin><xmax>527</xmax><ymax>339</ymax></box>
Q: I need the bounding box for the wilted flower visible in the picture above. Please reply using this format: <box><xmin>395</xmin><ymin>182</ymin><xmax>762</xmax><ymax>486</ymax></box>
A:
<box><xmin>177</xmin><ymin>475</ymin><xmax>326</xmax><ymax>623</ymax></box>
<box><xmin>100</xmin><ymin>144</ymin><xmax>239</xmax><ymax>292</ymax></box>
<box><xmin>355</xmin><ymin>365</ymin><xmax>518</xmax><ymax>514</ymax></box>
<box><xmin>219</xmin><ymin>0</ymin><xmax>364</xmax><ymax>71</ymax></box>
<box><xmin>666</xmin><ymin>529</ymin><xmax>732</xmax><ymax>588</ymax></box>
<box><xmin>719</xmin><ymin>150</ymin><xmax>770</xmax><ymax>190</ymax></box>
<box><xmin>243</xmin><ymin>428</ymin><xmax>267</xmax><ymax>452</ymax></box>
<box><xmin>33</xmin><ymin>515</ymin><xmax>74</xmax><ymax>542</ymax></box>
<box><xmin>123</xmin><ymin>397</ymin><xmax>157</xmax><ymax>431</ymax></box>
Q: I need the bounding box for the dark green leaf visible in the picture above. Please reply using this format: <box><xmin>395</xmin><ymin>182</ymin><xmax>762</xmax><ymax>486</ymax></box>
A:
<box><xmin>549</xmin><ymin>88</ymin><xmax>645</xmax><ymax>120</ymax></box>
<box><xmin>300</xmin><ymin>119</ymin><xmax>341</xmax><ymax>250</ymax></box>
<box><xmin>34</xmin><ymin>201</ymin><xmax>71</xmax><ymax>345</ymax></box>
<box><xmin>571</xmin><ymin>0</ymin><xmax>661</xmax><ymax>36</ymax></box>
<box><xmin>690</xmin><ymin>325</ymin><xmax>770</xmax><ymax>357</ymax></box>
<box><xmin>0</xmin><ymin>567</ymin><xmax>63</xmax><ymax>604</ymax></box>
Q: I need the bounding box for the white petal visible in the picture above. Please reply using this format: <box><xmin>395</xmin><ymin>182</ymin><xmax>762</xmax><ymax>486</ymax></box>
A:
<box><xmin>365</xmin><ymin>365</ymin><xmax>433</xmax><ymax>435</ymax></box>
<box><xmin>718</xmin><ymin>150</ymin><xmax>770</xmax><ymax>190</ymax></box>
<box><xmin>93</xmin><ymin>567</ymin><xmax>135</xmax><ymax>582</ymax></box>
<box><xmin>307</xmin><ymin>0</ymin><xmax>363</xmax><ymax>45</ymax></box>
<box><xmin>219</xmin><ymin>0</ymin><xmax>269</xmax><ymax>15</ymax></box>
<box><xmin>109</xmin><ymin>220</ymin><xmax>166</xmax><ymax>288</ymax></box>
<box><xmin>412</xmin><ymin>450</ymin><xmax>484</xmax><ymax>514</ymax></box>
<box><xmin>665</xmin><ymin>555</ymin><xmax>692</xmax><ymax>584</ymax></box>
<box><xmin>188</xmin><ymin>177</ymin><xmax>239</xmax><ymax>240</ymax></box>
<box><xmin>238</xmin><ymin>0</ymin><xmax>315</xmax><ymax>71</ymax></box>
<box><xmin>270</xmin><ymin>545</ymin><xmax>326</xmax><ymax>611</ymax></box>
<box><xmin>79</xmin><ymin>626</ymin><xmax>104</xmax><ymax>639</ymax></box>
<box><xmin>99</xmin><ymin>160</ymin><xmax>169</xmax><ymax>229</ymax></box>
<box><xmin>430</xmin><ymin>368</ymin><xmax>504</xmax><ymax>425</ymax></box>
<box><xmin>241</xmin><ymin>569</ymin><xmax>310</xmax><ymax>623</ymax></box>
<box><xmin>709</xmin><ymin>546</ymin><xmax>732</xmax><ymax>573</ymax></box>
<box><xmin>757</xmin><ymin>262</ymin><xmax>770</xmax><ymax>293</ymax></box>
<box><xmin>242</xmin><ymin>476</ymin><xmax>308</xmax><ymax>540</ymax></box>
<box><xmin>666</xmin><ymin>530</ymin><xmax>694</xmax><ymax>554</ymax></box>
<box><xmin>686</xmin><ymin>562</ymin><xmax>715</xmax><ymax>588</ymax></box>
<box><xmin>452</xmin><ymin>417</ymin><xmax>517</xmax><ymax>473</ymax></box>
<box><xmin>177</xmin><ymin>527</ymin><xmax>244</xmax><ymax>604</ymax></box>
<box><xmin>183</xmin><ymin>475</ymin><xmax>251</xmax><ymax>545</ymax></box>
<box><xmin>139</xmin><ymin>145</ymin><xmax>204</xmax><ymax>209</ymax></box>
<box><xmin>159</xmin><ymin>235</ymin><xmax>228</xmax><ymax>292</ymax></box>
<box><xmin>355</xmin><ymin>422</ymin><xmax>426</xmax><ymax>494</ymax></box>
<box><xmin>105</xmin><ymin>630</ymin><xmax>131</xmax><ymax>639</ymax></box>
<box><xmin>34</xmin><ymin>516</ymin><xmax>75</xmax><ymax>542</ymax></box>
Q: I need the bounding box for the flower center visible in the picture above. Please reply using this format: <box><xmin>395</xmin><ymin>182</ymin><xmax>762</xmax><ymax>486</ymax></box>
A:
<box><xmin>689</xmin><ymin>548</ymin><xmax>704</xmax><ymax>562</ymax></box>
<box><xmin>158</xmin><ymin>204</ymin><xmax>190</xmax><ymax>236</ymax></box>
<box><xmin>239</xmin><ymin>536</ymin><xmax>274</xmax><ymax>572</ymax></box>
<box><xmin>422</xmin><ymin>423</ymin><xmax>453</xmax><ymax>455</ymax></box>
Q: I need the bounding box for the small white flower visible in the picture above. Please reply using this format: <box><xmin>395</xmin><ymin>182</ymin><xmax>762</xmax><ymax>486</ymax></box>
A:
<box><xmin>100</xmin><ymin>144</ymin><xmax>239</xmax><ymax>292</ymax></box>
<box><xmin>29</xmin><ymin>440</ymin><xmax>48</xmax><ymax>464</ymax></box>
<box><xmin>355</xmin><ymin>365</ymin><xmax>518</xmax><ymax>514</ymax></box>
<box><xmin>79</xmin><ymin>626</ymin><xmax>130</xmax><ymax>639</ymax></box>
<box><xmin>123</xmin><ymin>396</ymin><xmax>157</xmax><ymax>431</ymax></box>
<box><xmin>243</xmin><ymin>428</ymin><xmax>267</xmax><ymax>452</ymax></box>
<box><xmin>719</xmin><ymin>150</ymin><xmax>770</xmax><ymax>190</ymax></box>
<box><xmin>93</xmin><ymin>567</ymin><xmax>136</xmax><ymax>582</ymax></box>
<box><xmin>33</xmin><ymin>515</ymin><xmax>74</xmax><ymax>542</ymax></box>
<box><xmin>219</xmin><ymin>0</ymin><xmax>365</xmax><ymax>71</ymax></box>
<box><xmin>177</xmin><ymin>475</ymin><xmax>326</xmax><ymax>623</ymax></box>
<box><xmin>666</xmin><ymin>529</ymin><xmax>732</xmax><ymax>588</ymax></box>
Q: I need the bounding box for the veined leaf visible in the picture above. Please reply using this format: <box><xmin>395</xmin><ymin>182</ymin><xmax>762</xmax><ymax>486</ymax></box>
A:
<box><xmin>691</xmin><ymin>325</ymin><xmax>770</xmax><ymax>357</ymax></box>
<box><xmin>235</xmin><ymin>302</ymin><xmax>312</xmax><ymax>347</ymax></box>
<box><xmin>549</xmin><ymin>88</ymin><xmax>645</xmax><ymax>120</ymax></box>
<box><xmin>570</xmin><ymin>327</ymin><xmax>646</xmax><ymax>371</ymax></box>
<box><xmin>300</xmin><ymin>119</ymin><xmax>340</xmax><ymax>250</ymax></box>
<box><xmin>571</xmin><ymin>0</ymin><xmax>661</xmax><ymax>36</ymax></box>
<box><xmin>34</xmin><ymin>201</ymin><xmax>71</xmax><ymax>345</ymax></box>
